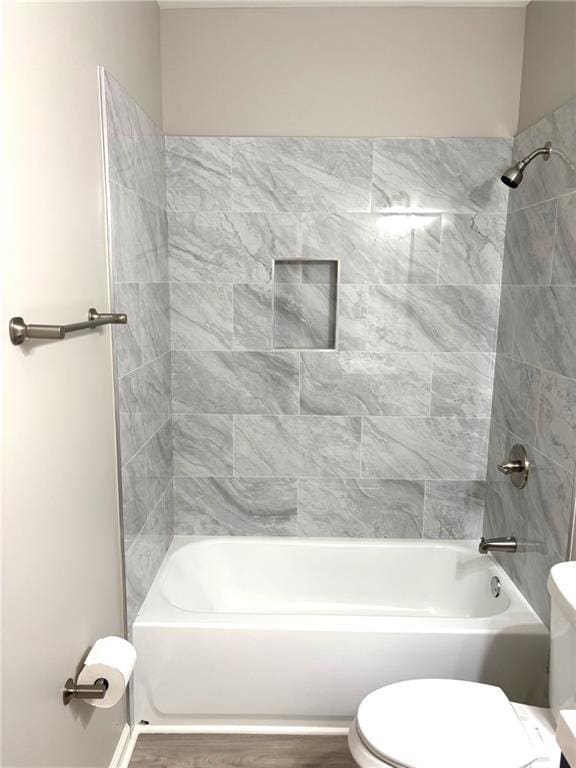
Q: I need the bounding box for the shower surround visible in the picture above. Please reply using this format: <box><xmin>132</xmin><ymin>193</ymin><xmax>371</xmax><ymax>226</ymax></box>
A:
<box><xmin>167</xmin><ymin>136</ymin><xmax>510</xmax><ymax>544</ymax></box>
<box><xmin>485</xmin><ymin>95</ymin><xmax>576</xmax><ymax>622</ymax></box>
<box><xmin>103</xmin><ymin>71</ymin><xmax>512</xmax><ymax>624</ymax></box>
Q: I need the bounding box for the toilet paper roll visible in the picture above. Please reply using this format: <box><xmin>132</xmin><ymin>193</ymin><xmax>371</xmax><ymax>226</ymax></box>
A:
<box><xmin>77</xmin><ymin>636</ymin><xmax>136</xmax><ymax>709</ymax></box>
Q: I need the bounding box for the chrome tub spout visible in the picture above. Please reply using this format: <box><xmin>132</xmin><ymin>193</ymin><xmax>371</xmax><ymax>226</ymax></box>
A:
<box><xmin>479</xmin><ymin>536</ymin><xmax>518</xmax><ymax>554</ymax></box>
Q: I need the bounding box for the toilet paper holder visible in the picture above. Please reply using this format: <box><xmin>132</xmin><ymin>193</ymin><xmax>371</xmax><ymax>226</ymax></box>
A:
<box><xmin>63</xmin><ymin>677</ymin><xmax>109</xmax><ymax>706</ymax></box>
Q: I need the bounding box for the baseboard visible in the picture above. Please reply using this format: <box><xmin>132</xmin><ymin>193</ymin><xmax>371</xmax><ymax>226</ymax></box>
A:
<box><xmin>132</xmin><ymin>723</ymin><xmax>350</xmax><ymax>736</ymax></box>
<box><xmin>109</xmin><ymin>724</ymin><xmax>136</xmax><ymax>768</ymax></box>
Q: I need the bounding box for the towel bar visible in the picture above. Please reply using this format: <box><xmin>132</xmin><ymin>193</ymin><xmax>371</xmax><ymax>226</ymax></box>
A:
<box><xmin>9</xmin><ymin>308</ymin><xmax>127</xmax><ymax>345</ymax></box>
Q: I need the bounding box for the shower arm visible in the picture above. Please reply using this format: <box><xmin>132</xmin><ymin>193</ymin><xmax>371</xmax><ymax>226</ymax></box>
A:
<box><xmin>516</xmin><ymin>142</ymin><xmax>552</xmax><ymax>170</ymax></box>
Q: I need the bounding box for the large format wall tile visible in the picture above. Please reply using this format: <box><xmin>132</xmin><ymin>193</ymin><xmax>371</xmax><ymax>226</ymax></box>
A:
<box><xmin>438</xmin><ymin>214</ymin><xmax>505</xmax><ymax>285</ymax></box>
<box><xmin>169</xmin><ymin>211</ymin><xmax>298</xmax><ymax>283</ymax></box>
<box><xmin>118</xmin><ymin>356</ymin><xmax>168</xmax><ymax>464</ymax></box>
<box><xmin>362</xmin><ymin>418</ymin><xmax>489</xmax><ymax>480</ymax></box>
<box><xmin>552</xmin><ymin>192</ymin><xmax>576</xmax><ymax>284</ymax></box>
<box><xmin>298</xmin><ymin>479</ymin><xmax>424</xmax><ymax>537</ymax></box>
<box><xmin>172</xmin><ymin>351</ymin><xmax>299</xmax><ymax>414</ymax></box>
<box><xmin>140</xmin><ymin>283</ymin><xmax>170</xmax><ymax>363</ymax></box>
<box><xmin>166</xmin><ymin>137</ymin><xmax>231</xmax><ymax>212</ymax></box>
<box><xmin>536</xmin><ymin>372</ymin><xmax>576</xmax><ymax>472</ymax></box>
<box><xmin>233</xmin><ymin>284</ymin><xmax>273</xmax><ymax>350</ymax></box>
<box><xmin>366</xmin><ymin>285</ymin><xmax>499</xmax><ymax>354</ymax></box>
<box><xmin>513</xmin><ymin>287</ymin><xmax>576</xmax><ymax>379</ymax></box>
<box><xmin>174</xmin><ymin>476</ymin><xmax>297</xmax><ymax>535</ymax></box>
<box><xmin>502</xmin><ymin>200</ymin><xmax>557</xmax><ymax>285</ymax></box>
<box><xmin>234</xmin><ymin>415</ymin><xmax>362</xmax><ymax>477</ymax></box>
<box><xmin>231</xmin><ymin>138</ymin><xmax>373</xmax><ymax>212</ymax></box>
<box><xmin>113</xmin><ymin>283</ymin><xmax>141</xmax><ymax>377</ymax></box>
<box><xmin>300</xmin><ymin>352</ymin><xmax>431</xmax><ymax>416</ymax></box>
<box><xmin>423</xmin><ymin>480</ymin><xmax>485</xmax><ymax>539</ymax></box>
<box><xmin>430</xmin><ymin>354</ymin><xmax>495</xmax><ymax>417</ymax></box>
<box><xmin>173</xmin><ymin>415</ymin><xmax>233</xmax><ymax>477</ymax></box>
<box><xmin>302</xmin><ymin>213</ymin><xmax>441</xmax><ymax>284</ymax></box>
<box><xmin>372</xmin><ymin>139</ymin><xmax>511</xmax><ymax>213</ymax></box>
<box><xmin>491</xmin><ymin>356</ymin><xmax>541</xmax><ymax>444</ymax></box>
<box><xmin>109</xmin><ymin>183</ymin><xmax>164</xmax><ymax>284</ymax></box>
<box><xmin>171</xmin><ymin>283</ymin><xmax>234</xmax><ymax>350</ymax></box>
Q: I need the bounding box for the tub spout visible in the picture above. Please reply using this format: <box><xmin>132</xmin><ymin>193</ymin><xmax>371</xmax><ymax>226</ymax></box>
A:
<box><xmin>479</xmin><ymin>536</ymin><xmax>517</xmax><ymax>554</ymax></box>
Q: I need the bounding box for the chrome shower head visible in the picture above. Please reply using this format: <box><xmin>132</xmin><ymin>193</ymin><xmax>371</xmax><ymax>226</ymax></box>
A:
<box><xmin>500</xmin><ymin>141</ymin><xmax>552</xmax><ymax>188</ymax></box>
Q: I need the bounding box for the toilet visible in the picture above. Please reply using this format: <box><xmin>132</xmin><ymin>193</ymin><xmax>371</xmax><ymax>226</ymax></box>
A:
<box><xmin>349</xmin><ymin>561</ymin><xmax>576</xmax><ymax>768</ymax></box>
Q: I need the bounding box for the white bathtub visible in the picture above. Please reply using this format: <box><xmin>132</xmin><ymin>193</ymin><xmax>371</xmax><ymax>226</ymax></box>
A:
<box><xmin>133</xmin><ymin>537</ymin><xmax>549</xmax><ymax>727</ymax></box>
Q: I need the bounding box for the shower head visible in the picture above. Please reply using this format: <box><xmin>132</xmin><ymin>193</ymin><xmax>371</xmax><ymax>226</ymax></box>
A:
<box><xmin>500</xmin><ymin>141</ymin><xmax>552</xmax><ymax>188</ymax></box>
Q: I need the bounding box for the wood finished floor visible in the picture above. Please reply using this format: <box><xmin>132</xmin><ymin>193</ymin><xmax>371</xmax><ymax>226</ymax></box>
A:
<box><xmin>128</xmin><ymin>734</ymin><xmax>357</xmax><ymax>768</ymax></box>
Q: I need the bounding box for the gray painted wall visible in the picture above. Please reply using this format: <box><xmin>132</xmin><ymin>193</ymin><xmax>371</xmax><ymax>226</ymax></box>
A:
<box><xmin>518</xmin><ymin>1</ymin><xmax>576</xmax><ymax>133</ymax></box>
<box><xmin>484</xmin><ymin>95</ymin><xmax>576</xmax><ymax>623</ymax></box>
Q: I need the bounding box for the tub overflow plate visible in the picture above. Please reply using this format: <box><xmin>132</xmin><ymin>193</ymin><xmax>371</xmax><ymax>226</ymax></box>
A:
<box><xmin>491</xmin><ymin>576</ymin><xmax>501</xmax><ymax>598</ymax></box>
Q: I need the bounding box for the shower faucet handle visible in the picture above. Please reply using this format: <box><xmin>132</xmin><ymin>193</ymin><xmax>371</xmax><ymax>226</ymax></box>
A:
<box><xmin>496</xmin><ymin>444</ymin><xmax>529</xmax><ymax>489</ymax></box>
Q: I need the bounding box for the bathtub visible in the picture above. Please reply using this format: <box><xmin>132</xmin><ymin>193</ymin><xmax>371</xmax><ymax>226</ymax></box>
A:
<box><xmin>133</xmin><ymin>536</ymin><xmax>549</xmax><ymax>727</ymax></box>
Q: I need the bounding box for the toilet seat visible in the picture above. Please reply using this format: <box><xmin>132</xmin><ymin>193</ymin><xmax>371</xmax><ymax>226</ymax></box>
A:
<box><xmin>356</xmin><ymin>679</ymin><xmax>538</xmax><ymax>768</ymax></box>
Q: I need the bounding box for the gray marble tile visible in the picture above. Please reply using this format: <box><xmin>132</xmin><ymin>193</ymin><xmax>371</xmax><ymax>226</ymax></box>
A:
<box><xmin>300</xmin><ymin>352</ymin><xmax>431</xmax><ymax>416</ymax></box>
<box><xmin>157</xmin><ymin>209</ymin><xmax>170</xmax><ymax>283</ymax></box>
<box><xmin>507</xmin><ymin>97</ymin><xmax>576</xmax><ymax>212</ymax></box>
<box><xmin>430</xmin><ymin>354</ymin><xmax>495</xmax><ymax>417</ymax></box>
<box><xmin>172</xmin><ymin>351</ymin><xmax>299</xmax><ymax>414</ymax></box>
<box><xmin>536</xmin><ymin>372</ymin><xmax>576</xmax><ymax>471</ymax></box>
<box><xmin>166</xmin><ymin>137</ymin><xmax>231</xmax><ymax>212</ymax></box>
<box><xmin>174</xmin><ymin>476</ymin><xmax>297</xmax><ymax>535</ymax></box>
<box><xmin>118</xmin><ymin>356</ymin><xmax>165</xmax><ymax>463</ymax></box>
<box><xmin>502</xmin><ymin>200</ymin><xmax>557</xmax><ymax>286</ymax></box>
<box><xmin>113</xmin><ymin>283</ymin><xmax>141</xmax><ymax>377</ymax></box>
<box><xmin>133</xmin><ymin>103</ymin><xmax>165</xmax><ymax>208</ymax></box>
<box><xmin>234</xmin><ymin>415</ymin><xmax>362</xmax><ymax>477</ymax></box>
<box><xmin>273</xmin><ymin>283</ymin><xmax>336</xmax><ymax>349</ymax></box>
<box><xmin>298</xmin><ymin>479</ymin><xmax>424</xmax><ymax>537</ymax></box>
<box><xmin>145</xmin><ymin>420</ymin><xmax>173</xmax><ymax>513</ymax></box>
<box><xmin>121</xmin><ymin>448</ymin><xmax>148</xmax><ymax>547</ymax></box>
<box><xmin>140</xmin><ymin>283</ymin><xmax>170</xmax><ymax>363</ymax></box>
<box><xmin>231</xmin><ymin>138</ymin><xmax>373</xmax><ymax>212</ymax></box>
<box><xmin>169</xmin><ymin>212</ymin><xmax>299</xmax><ymax>283</ymax></box>
<box><xmin>109</xmin><ymin>183</ymin><xmax>162</xmax><ymax>283</ymax></box>
<box><xmin>362</xmin><ymin>417</ymin><xmax>489</xmax><ymax>480</ymax></box>
<box><xmin>164</xmin><ymin>482</ymin><xmax>175</xmax><ymax>542</ymax></box>
<box><xmin>438</xmin><ymin>214</ymin><xmax>505</xmax><ymax>285</ymax></box>
<box><xmin>496</xmin><ymin>285</ymin><xmax>517</xmax><ymax>356</ymax></box>
<box><xmin>423</xmin><ymin>480</ymin><xmax>485</xmax><ymax>539</ymax></box>
<box><xmin>302</xmin><ymin>213</ymin><xmax>441</xmax><ymax>284</ymax></box>
<box><xmin>173</xmin><ymin>414</ymin><xmax>233</xmax><ymax>476</ymax></box>
<box><xmin>171</xmin><ymin>283</ymin><xmax>234</xmax><ymax>350</ymax></box>
<box><xmin>366</xmin><ymin>285</ymin><xmax>499</xmax><ymax>354</ymax></box>
<box><xmin>491</xmin><ymin>356</ymin><xmax>541</xmax><ymax>444</ymax></box>
<box><xmin>372</xmin><ymin>138</ymin><xmax>511</xmax><ymax>213</ymax></box>
<box><xmin>338</xmin><ymin>285</ymin><xmax>367</xmax><ymax>351</ymax></box>
<box><xmin>274</xmin><ymin>261</ymin><xmax>302</xmax><ymax>283</ymax></box>
<box><xmin>125</xmin><ymin>496</ymin><xmax>169</xmax><ymax>625</ymax></box>
<box><xmin>513</xmin><ymin>287</ymin><xmax>576</xmax><ymax>379</ymax></box>
<box><xmin>104</xmin><ymin>72</ymin><xmax>136</xmax><ymax>192</ymax></box>
<box><xmin>552</xmin><ymin>192</ymin><xmax>576</xmax><ymax>285</ymax></box>
<box><xmin>233</xmin><ymin>284</ymin><xmax>273</xmax><ymax>350</ymax></box>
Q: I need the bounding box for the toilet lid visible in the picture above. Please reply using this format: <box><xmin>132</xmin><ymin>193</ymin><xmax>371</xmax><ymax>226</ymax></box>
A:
<box><xmin>356</xmin><ymin>679</ymin><xmax>538</xmax><ymax>768</ymax></box>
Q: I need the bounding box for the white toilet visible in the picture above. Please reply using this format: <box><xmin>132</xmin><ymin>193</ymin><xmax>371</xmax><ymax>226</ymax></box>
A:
<box><xmin>349</xmin><ymin>561</ymin><xmax>576</xmax><ymax>768</ymax></box>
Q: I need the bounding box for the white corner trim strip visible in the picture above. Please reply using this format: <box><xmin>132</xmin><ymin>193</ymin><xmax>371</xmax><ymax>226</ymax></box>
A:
<box><xmin>110</xmin><ymin>724</ymin><xmax>137</xmax><ymax>768</ymax></box>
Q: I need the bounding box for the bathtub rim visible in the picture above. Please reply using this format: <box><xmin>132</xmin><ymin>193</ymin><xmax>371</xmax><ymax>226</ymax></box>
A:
<box><xmin>134</xmin><ymin>536</ymin><xmax>547</xmax><ymax>635</ymax></box>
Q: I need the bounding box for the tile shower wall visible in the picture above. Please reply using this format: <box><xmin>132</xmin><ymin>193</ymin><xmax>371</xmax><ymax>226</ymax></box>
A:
<box><xmin>485</xmin><ymin>96</ymin><xmax>576</xmax><ymax>623</ymax></box>
<box><xmin>102</xmin><ymin>72</ymin><xmax>173</xmax><ymax>626</ymax></box>
<box><xmin>167</xmin><ymin>136</ymin><xmax>511</xmax><ymax>539</ymax></box>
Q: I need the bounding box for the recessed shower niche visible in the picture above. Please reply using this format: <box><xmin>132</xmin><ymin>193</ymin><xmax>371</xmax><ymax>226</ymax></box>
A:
<box><xmin>272</xmin><ymin>259</ymin><xmax>338</xmax><ymax>350</ymax></box>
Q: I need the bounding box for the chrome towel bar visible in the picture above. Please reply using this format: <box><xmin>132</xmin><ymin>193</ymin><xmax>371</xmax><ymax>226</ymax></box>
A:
<box><xmin>9</xmin><ymin>308</ymin><xmax>127</xmax><ymax>345</ymax></box>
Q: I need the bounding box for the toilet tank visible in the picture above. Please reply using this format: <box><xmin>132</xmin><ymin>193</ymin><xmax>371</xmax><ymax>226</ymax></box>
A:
<box><xmin>548</xmin><ymin>562</ymin><xmax>576</xmax><ymax>722</ymax></box>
